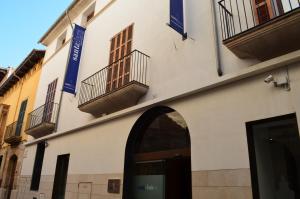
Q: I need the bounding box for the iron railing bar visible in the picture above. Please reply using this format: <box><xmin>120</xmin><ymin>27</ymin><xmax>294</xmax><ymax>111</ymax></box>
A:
<box><xmin>288</xmin><ymin>0</ymin><xmax>293</xmax><ymax>10</ymax></box>
<box><xmin>236</xmin><ymin>0</ymin><xmax>243</xmax><ymax>32</ymax></box>
<box><xmin>249</xmin><ymin>0</ymin><xmax>256</xmax><ymax>26</ymax></box>
<box><xmin>242</xmin><ymin>0</ymin><xmax>249</xmax><ymax>29</ymax></box>
<box><xmin>229</xmin><ymin>0</ymin><xmax>236</xmax><ymax>34</ymax></box>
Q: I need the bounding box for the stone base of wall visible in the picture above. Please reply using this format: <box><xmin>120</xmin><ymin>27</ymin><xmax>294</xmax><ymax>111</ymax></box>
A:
<box><xmin>17</xmin><ymin>169</ymin><xmax>252</xmax><ymax>199</ymax></box>
<box><xmin>0</xmin><ymin>188</ymin><xmax>18</xmax><ymax>199</ymax></box>
<box><xmin>192</xmin><ymin>169</ymin><xmax>252</xmax><ymax>199</ymax></box>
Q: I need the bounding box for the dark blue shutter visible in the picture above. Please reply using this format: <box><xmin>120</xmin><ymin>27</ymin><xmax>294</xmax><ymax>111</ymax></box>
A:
<box><xmin>170</xmin><ymin>0</ymin><xmax>185</xmax><ymax>36</ymax></box>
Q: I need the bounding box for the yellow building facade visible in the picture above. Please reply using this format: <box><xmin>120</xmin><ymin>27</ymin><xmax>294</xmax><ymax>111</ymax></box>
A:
<box><xmin>0</xmin><ymin>50</ymin><xmax>45</xmax><ymax>199</ymax></box>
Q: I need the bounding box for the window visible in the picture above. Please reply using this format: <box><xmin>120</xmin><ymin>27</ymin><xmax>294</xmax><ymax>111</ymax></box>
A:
<box><xmin>30</xmin><ymin>142</ymin><xmax>46</xmax><ymax>191</ymax></box>
<box><xmin>246</xmin><ymin>114</ymin><xmax>300</xmax><ymax>199</ymax></box>
<box><xmin>56</xmin><ymin>32</ymin><xmax>67</xmax><ymax>50</ymax></box>
<box><xmin>82</xmin><ymin>3</ymin><xmax>96</xmax><ymax>26</ymax></box>
<box><xmin>87</xmin><ymin>10</ymin><xmax>94</xmax><ymax>22</ymax></box>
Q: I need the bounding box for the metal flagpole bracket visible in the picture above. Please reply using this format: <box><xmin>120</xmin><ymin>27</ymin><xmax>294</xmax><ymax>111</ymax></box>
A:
<box><xmin>66</xmin><ymin>9</ymin><xmax>74</xmax><ymax>30</ymax></box>
<box><xmin>166</xmin><ymin>23</ymin><xmax>188</xmax><ymax>41</ymax></box>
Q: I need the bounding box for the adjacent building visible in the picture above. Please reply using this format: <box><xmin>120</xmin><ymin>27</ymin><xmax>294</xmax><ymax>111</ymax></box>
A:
<box><xmin>12</xmin><ymin>0</ymin><xmax>300</xmax><ymax>199</ymax></box>
<box><xmin>0</xmin><ymin>50</ymin><xmax>45</xmax><ymax>199</ymax></box>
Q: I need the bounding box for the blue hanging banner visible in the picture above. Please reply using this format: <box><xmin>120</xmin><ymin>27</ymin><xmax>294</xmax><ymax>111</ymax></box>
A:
<box><xmin>63</xmin><ymin>24</ymin><xmax>86</xmax><ymax>94</ymax></box>
<box><xmin>170</xmin><ymin>0</ymin><xmax>186</xmax><ymax>38</ymax></box>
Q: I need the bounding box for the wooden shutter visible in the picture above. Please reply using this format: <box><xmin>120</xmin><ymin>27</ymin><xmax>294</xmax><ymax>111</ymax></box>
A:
<box><xmin>16</xmin><ymin>99</ymin><xmax>28</xmax><ymax>136</ymax></box>
<box><xmin>43</xmin><ymin>79</ymin><xmax>58</xmax><ymax>123</ymax></box>
<box><xmin>253</xmin><ymin>0</ymin><xmax>273</xmax><ymax>24</ymax></box>
<box><xmin>106</xmin><ymin>24</ymin><xmax>133</xmax><ymax>93</ymax></box>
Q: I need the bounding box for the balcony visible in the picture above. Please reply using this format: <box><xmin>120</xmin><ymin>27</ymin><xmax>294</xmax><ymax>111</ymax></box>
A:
<box><xmin>218</xmin><ymin>0</ymin><xmax>300</xmax><ymax>60</ymax></box>
<box><xmin>25</xmin><ymin>103</ymin><xmax>59</xmax><ymax>139</ymax></box>
<box><xmin>4</xmin><ymin>122</ymin><xmax>22</xmax><ymax>145</ymax></box>
<box><xmin>78</xmin><ymin>50</ymin><xmax>150</xmax><ymax>116</ymax></box>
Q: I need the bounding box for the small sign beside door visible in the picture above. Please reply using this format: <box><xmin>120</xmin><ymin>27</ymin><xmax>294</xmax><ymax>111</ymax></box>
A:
<box><xmin>107</xmin><ymin>179</ymin><xmax>121</xmax><ymax>194</ymax></box>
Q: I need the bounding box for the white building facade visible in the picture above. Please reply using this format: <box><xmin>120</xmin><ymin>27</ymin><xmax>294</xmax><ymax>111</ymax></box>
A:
<box><xmin>15</xmin><ymin>0</ymin><xmax>300</xmax><ymax>198</ymax></box>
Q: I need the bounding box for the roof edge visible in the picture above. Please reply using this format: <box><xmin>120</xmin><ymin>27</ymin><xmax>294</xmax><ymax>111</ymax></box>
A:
<box><xmin>38</xmin><ymin>0</ymin><xmax>79</xmax><ymax>45</ymax></box>
<box><xmin>0</xmin><ymin>49</ymin><xmax>45</xmax><ymax>96</ymax></box>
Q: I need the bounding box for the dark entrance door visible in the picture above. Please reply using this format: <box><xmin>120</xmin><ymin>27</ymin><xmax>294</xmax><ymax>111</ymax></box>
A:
<box><xmin>52</xmin><ymin>154</ymin><xmax>70</xmax><ymax>199</ymax></box>
<box><xmin>123</xmin><ymin>106</ymin><xmax>192</xmax><ymax>199</ymax></box>
<box><xmin>165</xmin><ymin>156</ymin><xmax>191</xmax><ymax>199</ymax></box>
<box><xmin>247</xmin><ymin>113</ymin><xmax>300</xmax><ymax>199</ymax></box>
<box><xmin>5</xmin><ymin>155</ymin><xmax>17</xmax><ymax>199</ymax></box>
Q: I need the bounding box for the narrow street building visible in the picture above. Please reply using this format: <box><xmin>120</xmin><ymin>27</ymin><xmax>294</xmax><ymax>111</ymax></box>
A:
<box><xmin>17</xmin><ymin>0</ymin><xmax>300</xmax><ymax>199</ymax></box>
<box><xmin>0</xmin><ymin>50</ymin><xmax>45</xmax><ymax>199</ymax></box>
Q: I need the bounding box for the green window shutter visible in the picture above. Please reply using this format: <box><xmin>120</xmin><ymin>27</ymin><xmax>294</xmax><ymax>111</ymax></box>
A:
<box><xmin>15</xmin><ymin>99</ymin><xmax>28</xmax><ymax>136</ymax></box>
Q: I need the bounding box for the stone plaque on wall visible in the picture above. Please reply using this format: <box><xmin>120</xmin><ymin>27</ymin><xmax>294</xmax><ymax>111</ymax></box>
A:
<box><xmin>107</xmin><ymin>179</ymin><xmax>121</xmax><ymax>194</ymax></box>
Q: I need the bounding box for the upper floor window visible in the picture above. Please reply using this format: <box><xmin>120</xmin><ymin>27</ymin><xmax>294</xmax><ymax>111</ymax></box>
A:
<box><xmin>56</xmin><ymin>31</ymin><xmax>67</xmax><ymax>50</ymax></box>
<box><xmin>82</xmin><ymin>3</ymin><xmax>96</xmax><ymax>26</ymax></box>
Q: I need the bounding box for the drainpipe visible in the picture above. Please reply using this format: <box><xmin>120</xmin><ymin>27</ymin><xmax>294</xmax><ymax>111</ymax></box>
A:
<box><xmin>210</xmin><ymin>0</ymin><xmax>223</xmax><ymax>76</ymax></box>
<box><xmin>54</xmin><ymin>8</ymin><xmax>74</xmax><ymax>133</ymax></box>
<box><xmin>12</xmin><ymin>73</ymin><xmax>23</xmax><ymax>122</ymax></box>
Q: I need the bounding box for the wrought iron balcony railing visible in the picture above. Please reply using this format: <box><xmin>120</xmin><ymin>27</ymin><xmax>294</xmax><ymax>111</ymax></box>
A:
<box><xmin>78</xmin><ymin>50</ymin><xmax>150</xmax><ymax>108</ymax></box>
<box><xmin>25</xmin><ymin>102</ymin><xmax>59</xmax><ymax>138</ymax></box>
<box><xmin>4</xmin><ymin>121</ymin><xmax>22</xmax><ymax>144</ymax></box>
<box><xmin>218</xmin><ymin>0</ymin><xmax>300</xmax><ymax>40</ymax></box>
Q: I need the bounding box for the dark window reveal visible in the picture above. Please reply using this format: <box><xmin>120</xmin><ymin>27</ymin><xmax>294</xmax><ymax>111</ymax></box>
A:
<box><xmin>87</xmin><ymin>11</ymin><xmax>94</xmax><ymax>22</ymax></box>
<box><xmin>0</xmin><ymin>155</ymin><xmax>3</xmax><ymax>169</ymax></box>
<box><xmin>30</xmin><ymin>142</ymin><xmax>46</xmax><ymax>191</ymax></box>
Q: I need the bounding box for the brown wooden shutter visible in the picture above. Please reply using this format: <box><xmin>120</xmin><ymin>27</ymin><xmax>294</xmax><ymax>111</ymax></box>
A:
<box><xmin>106</xmin><ymin>24</ymin><xmax>133</xmax><ymax>93</ymax></box>
<box><xmin>43</xmin><ymin>79</ymin><xmax>58</xmax><ymax>122</ymax></box>
<box><xmin>253</xmin><ymin>0</ymin><xmax>273</xmax><ymax>24</ymax></box>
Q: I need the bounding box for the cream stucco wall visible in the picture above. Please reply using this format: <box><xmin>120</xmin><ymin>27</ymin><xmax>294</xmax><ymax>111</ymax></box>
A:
<box><xmin>34</xmin><ymin>0</ymin><xmax>265</xmax><ymax>135</ymax></box>
<box><xmin>22</xmin><ymin>64</ymin><xmax>300</xmax><ymax>176</ymax></box>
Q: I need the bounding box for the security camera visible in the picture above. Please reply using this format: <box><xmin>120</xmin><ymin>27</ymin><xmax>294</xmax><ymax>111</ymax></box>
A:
<box><xmin>264</xmin><ymin>75</ymin><xmax>274</xmax><ymax>84</ymax></box>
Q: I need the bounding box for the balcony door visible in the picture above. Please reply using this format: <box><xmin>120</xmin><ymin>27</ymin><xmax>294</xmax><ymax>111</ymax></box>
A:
<box><xmin>43</xmin><ymin>79</ymin><xmax>57</xmax><ymax>123</ymax></box>
<box><xmin>106</xmin><ymin>24</ymin><xmax>133</xmax><ymax>92</ymax></box>
<box><xmin>253</xmin><ymin>0</ymin><xmax>284</xmax><ymax>24</ymax></box>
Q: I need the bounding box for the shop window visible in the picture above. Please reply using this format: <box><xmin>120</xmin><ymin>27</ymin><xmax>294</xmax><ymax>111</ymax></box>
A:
<box><xmin>247</xmin><ymin>114</ymin><xmax>300</xmax><ymax>199</ymax></box>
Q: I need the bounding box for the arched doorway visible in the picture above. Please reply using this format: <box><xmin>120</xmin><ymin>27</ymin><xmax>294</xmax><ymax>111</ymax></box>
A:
<box><xmin>123</xmin><ymin>106</ymin><xmax>191</xmax><ymax>199</ymax></box>
<box><xmin>5</xmin><ymin>155</ymin><xmax>17</xmax><ymax>199</ymax></box>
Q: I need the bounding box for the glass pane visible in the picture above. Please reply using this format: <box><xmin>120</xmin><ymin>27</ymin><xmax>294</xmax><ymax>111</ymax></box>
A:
<box><xmin>135</xmin><ymin>111</ymin><xmax>189</xmax><ymax>154</ymax></box>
